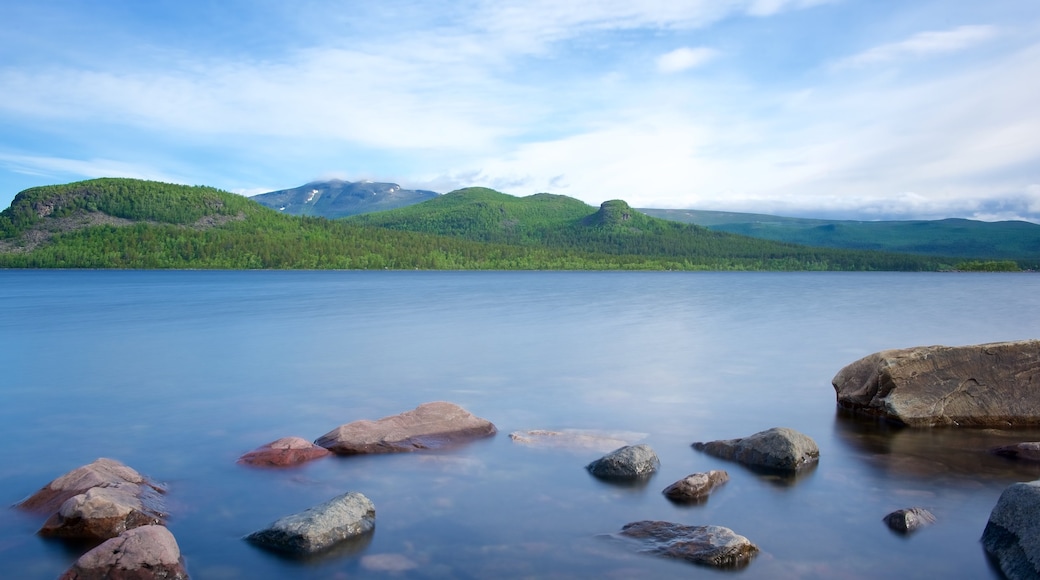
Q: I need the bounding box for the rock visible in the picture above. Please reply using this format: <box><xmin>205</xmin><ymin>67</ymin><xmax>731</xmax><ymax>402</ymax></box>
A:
<box><xmin>618</xmin><ymin>520</ymin><xmax>758</xmax><ymax>568</ymax></box>
<box><xmin>662</xmin><ymin>470</ymin><xmax>729</xmax><ymax>502</ymax></box>
<box><xmin>883</xmin><ymin>507</ymin><xmax>936</xmax><ymax>533</ymax></box>
<box><xmin>693</xmin><ymin>427</ymin><xmax>819</xmax><ymax>471</ymax></box>
<box><xmin>585</xmin><ymin>444</ymin><xmax>660</xmax><ymax>480</ymax></box>
<box><xmin>832</xmin><ymin>340</ymin><xmax>1040</xmax><ymax>427</ymax></box>
<box><xmin>59</xmin><ymin>525</ymin><xmax>188</xmax><ymax>580</ymax></box>
<box><xmin>246</xmin><ymin>491</ymin><xmax>375</xmax><ymax>555</ymax></box>
<box><xmin>982</xmin><ymin>480</ymin><xmax>1040</xmax><ymax>580</ymax></box>
<box><xmin>509</xmin><ymin>429</ymin><xmax>647</xmax><ymax>452</ymax></box>
<box><xmin>238</xmin><ymin>436</ymin><xmax>332</xmax><ymax>467</ymax></box>
<box><xmin>991</xmin><ymin>442</ymin><xmax>1040</xmax><ymax>462</ymax></box>
<box><xmin>315</xmin><ymin>401</ymin><xmax>497</xmax><ymax>455</ymax></box>
<box><xmin>39</xmin><ymin>484</ymin><xmax>165</xmax><ymax>540</ymax></box>
<box><xmin>16</xmin><ymin>458</ymin><xmax>165</xmax><ymax>514</ymax></box>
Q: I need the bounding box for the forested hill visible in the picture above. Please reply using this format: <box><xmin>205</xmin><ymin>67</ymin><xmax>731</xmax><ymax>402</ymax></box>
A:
<box><xmin>0</xmin><ymin>178</ymin><xmax>955</xmax><ymax>270</ymax></box>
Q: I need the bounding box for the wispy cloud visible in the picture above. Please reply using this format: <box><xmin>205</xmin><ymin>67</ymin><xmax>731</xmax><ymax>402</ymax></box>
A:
<box><xmin>656</xmin><ymin>47</ymin><xmax>719</xmax><ymax>73</ymax></box>
<box><xmin>833</xmin><ymin>25</ymin><xmax>999</xmax><ymax>69</ymax></box>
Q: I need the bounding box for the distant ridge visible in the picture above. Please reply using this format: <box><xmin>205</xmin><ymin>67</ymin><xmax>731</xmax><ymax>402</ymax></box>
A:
<box><xmin>251</xmin><ymin>179</ymin><xmax>438</xmax><ymax>218</ymax></box>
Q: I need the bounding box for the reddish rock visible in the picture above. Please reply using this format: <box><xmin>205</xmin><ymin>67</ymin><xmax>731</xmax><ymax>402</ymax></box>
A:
<box><xmin>315</xmin><ymin>402</ymin><xmax>497</xmax><ymax>455</ymax></box>
<box><xmin>39</xmin><ymin>484</ymin><xmax>165</xmax><ymax>540</ymax></box>
<box><xmin>59</xmin><ymin>525</ymin><xmax>188</xmax><ymax>580</ymax></box>
<box><xmin>238</xmin><ymin>436</ymin><xmax>332</xmax><ymax>467</ymax></box>
<box><xmin>16</xmin><ymin>458</ymin><xmax>165</xmax><ymax>514</ymax></box>
<box><xmin>662</xmin><ymin>470</ymin><xmax>729</xmax><ymax>502</ymax></box>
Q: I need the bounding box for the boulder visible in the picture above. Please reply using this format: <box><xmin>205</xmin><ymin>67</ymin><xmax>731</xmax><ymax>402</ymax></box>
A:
<box><xmin>991</xmin><ymin>442</ymin><xmax>1040</xmax><ymax>462</ymax></box>
<box><xmin>509</xmin><ymin>429</ymin><xmax>646</xmax><ymax>452</ymax></box>
<box><xmin>662</xmin><ymin>470</ymin><xmax>729</xmax><ymax>503</ymax></box>
<box><xmin>59</xmin><ymin>525</ymin><xmax>188</xmax><ymax>580</ymax></box>
<box><xmin>246</xmin><ymin>491</ymin><xmax>375</xmax><ymax>555</ymax></box>
<box><xmin>982</xmin><ymin>480</ymin><xmax>1040</xmax><ymax>580</ymax></box>
<box><xmin>585</xmin><ymin>444</ymin><xmax>660</xmax><ymax>480</ymax></box>
<box><xmin>692</xmin><ymin>427</ymin><xmax>819</xmax><ymax>471</ymax></box>
<box><xmin>39</xmin><ymin>484</ymin><xmax>165</xmax><ymax>540</ymax></box>
<box><xmin>883</xmin><ymin>507</ymin><xmax>936</xmax><ymax>533</ymax></box>
<box><xmin>16</xmin><ymin>458</ymin><xmax>165</xmax><ymax>514</ymax></box>
<box><xmin>618</xmin><ymin>521</ymin><xmax>758</xmax><ymax>568</ymax></box>
<box><xmin>315</xmin><ymin>402</ymin><xmax>496</xmax><ymax>455</ymax></box>
<box><xmin>832</xmin><ymin>340</ymin><xmax>1040</xmax><ymax>427</ymax></box>
<box><xmin>238</xmin><ymin>436</ymin><xmax>332</xmax><ymax>467</ymax></box>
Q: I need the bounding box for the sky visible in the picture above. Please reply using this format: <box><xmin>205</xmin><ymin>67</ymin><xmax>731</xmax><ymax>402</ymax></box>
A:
<box><xmin>1</xmin><ymin>1</ymin><xmax>1039</xmax><ymax>221</ymax></box>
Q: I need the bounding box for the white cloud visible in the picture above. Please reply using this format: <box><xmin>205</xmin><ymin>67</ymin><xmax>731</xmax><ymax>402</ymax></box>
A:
<box><xmin>834</xmin><ymin>25</ymin><xmax>999</xmax><ymax>69</ymax></box>
<box><xmin>0</xmin><ymin>153</ymin><xmax>177</xmax><ymax>184</ymax></box>
<box><xmin>656</xmin><ymin>47</ymin><xmax>719</xmax><ymax>73</ymax></box>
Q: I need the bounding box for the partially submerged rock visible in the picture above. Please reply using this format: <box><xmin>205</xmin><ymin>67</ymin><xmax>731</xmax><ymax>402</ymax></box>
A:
<box><xmin>509</xmin><ymin>429</ymin><xmax>646</xmax><ymax>452</ymax></box>
<box><xmin>662</xmin><ymin>470</ymin><xmax>729</xmax><ymax>503</ymax></box>
<box><xmin>315</xmin><ymin>402</ymin><xmax>497</xmax><ymax>455</ymax></box>
<box><xmin>238</xmin><ymin>436</ymin><xmax>331</xmax><ymax>468</ymax></box>
<box><xmin>16</xmin><ymin>458</ymin><xmax>165</xmax><ymax>514</ymax></box>
<box><xmin>618</xmin><ymin>520</ymin><xmax>758</xmax><ymax>568</ymax></box>
<box><xmin>693</xmin><ymin>427</ymin><xmax>819</xmax><ymax>471</ymax></box>
<box><xmin>833</xmin><ymin>340</ymin><xmax>1040</xmax><ymax>427</ymax></box>
<box><xmin>246</xmin><ymin>491</ymin><xmax>375</xmax><ymax>555</ymax></box>
<box><xmin>991</xmin><ymin>442</ymin><xmax>1040</xmax><ymax>462</ymax></box>
<box><xmin>40</xmin><ymin>484</ymin><xmax>165</xmax><ymax>540</ymax></box>
<box><xmin>59</xmin><ymin>525</ymin><xmax>188</xmax><ymax>580</ymax></box>
<box><xmin>982</xmin><ymin>480</ymin><xmax>1040</xmax><ymax>580</ymax></box>
<box><xmin>585</xmin><ymin>445</ymin><xmax>660</xmax><ymax>480</ymax></box>
<box><xmin>883</xmin><ymin>507</ymin><xmax>936</xmax><ymax>534</ymax></box>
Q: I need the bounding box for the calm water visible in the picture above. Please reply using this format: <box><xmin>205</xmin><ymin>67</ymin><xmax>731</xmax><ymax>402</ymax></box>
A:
<box><xmin>3</xmin><ymin>270</ymin><xmax>1040</xmax><ymax>579</ymax></box>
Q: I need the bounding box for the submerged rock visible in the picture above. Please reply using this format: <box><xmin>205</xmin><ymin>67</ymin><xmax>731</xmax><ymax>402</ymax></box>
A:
<box><xmin>883</xmin><ymin>507</ymin><xmax>936</xmax><ymax>533</ymax></box>
<box><xmin>982</xmin><ymin>480</ymin><xmax>1040</xmax><ymax>580</ymax></box>
<box><xmin>16</xmin><ymin>458</ymin><xmax>165</xmax><ymax>514</ymax></box>
<box><xmin>618</xmin><ymin>520</ymin><xmax>758</xmax><ymax>568</ymax></box>
<box><xmin>832</xmin><ymin>340</ymin><xmax>1040</xmax><ymax>427</ymax></box>
<box><xmin>991</xmin><ymin>442</ymin><xmax>1040</xmax><ymax>462</ymax></box>
<box><xmin>662</xmin><ymin>470</ymin><xmax>729</xmax><ymax>503</ymax></box>
<box><xmin>59</xmin><ymin>525</ymin><xmax>188</xmax><ymax>580</ymax></box>
<box><xmin>39</xmin><ymin>484</ymin><xmax>165</xmax><ymax>540</ymax></box>
<box><xmin>693</xmin><ymin>427</ymin><xmax>819</xmax><ymax>471</ymax></box>
<box><xmin>238</xmin><ymin>436</ymin><xmax>331</xmax><ymax>467</ymax></box>
<box><xmin>315</xmin><ymin>402</ymin><xmax>497</xmax><ymax>455</ymax></box>
<box><xmin>585</xmin><ymin>444</ymin><xmax>660</xmax><ymax>480</ymax></box>
<box><xmin>509</xmin><ymin>429</ymin><xmax>646</xmax><ymax>452</ymax></box>
<box><xmin>246</xmin><ymin>491</ymin><xmax>375</xmax><ymax>555</ymax></box>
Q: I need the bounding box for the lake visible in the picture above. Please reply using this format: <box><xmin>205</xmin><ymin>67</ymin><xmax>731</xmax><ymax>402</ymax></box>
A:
<box><xmin>2</xmin><ymin>270</ymin><xmax>1040</xmax><ymax>579</ymax></box>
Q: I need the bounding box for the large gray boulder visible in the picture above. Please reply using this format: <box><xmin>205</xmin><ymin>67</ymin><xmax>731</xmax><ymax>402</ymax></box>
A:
<box><xmin>315</xmin><ymin>402</ymin><xmax>497</xmax><ymax>455</ymax></box>
<box><xmin>246</xmin><ymin>491</ymin><xmax>375</xmax><ymax>555</ymax></box>
<box><xmin>618</xmin><ymin>521</ymin><xmax>758</xmax><ymax>568</ymax></box>
<box><xmin>662</xmin><ymin>470</ymin><xmax>729</xmax><ymax>503</ymax></box>
<box><xmin>585</xmin><ymin>444</ymin><xmax>660</xmax><ymax>480</ymax></box>
<box><xmin>982</xmin><ymin>480</ymin><xmax>1040</xmax><ymax>579</ymax></box>
<box><xmin>693</xmin><ymin>427</ymin><xmax>819</xmax><ymax>471</ymax></box>
<box><xmin>59</xmin><ymin>525</ymin><xmax>188</xmax><ymax>580</ymax></box>
<box><xmin>833</xmin><ymin>340</ymin><xmax>1040</xmax><ymax>427</ymax></box>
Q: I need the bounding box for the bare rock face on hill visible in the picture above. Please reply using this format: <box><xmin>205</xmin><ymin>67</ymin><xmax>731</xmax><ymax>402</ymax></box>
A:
<box><xmin>832</xmin><ymin>340</ymin><xmax>1040</xmax><ymax>427</ymax></box>
<box><xmin>315</xmin><ymin>402</ymin><xmax>497</xmax><ymax>455</ymax></box>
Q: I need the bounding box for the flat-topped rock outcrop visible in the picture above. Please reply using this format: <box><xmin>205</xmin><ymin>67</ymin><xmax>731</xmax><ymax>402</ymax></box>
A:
<box><xmin>833</xmin><ymin>340</ymin><xmax>1040</xmax><ymax>427</ymax></box>
<box><xmin>315</xmin><ymin>402</ymin><xmax>497</xmax><ymax>455</ymax></box>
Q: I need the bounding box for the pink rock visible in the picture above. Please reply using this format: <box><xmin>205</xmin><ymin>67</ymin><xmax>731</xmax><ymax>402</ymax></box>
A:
<box><xmin>39</xmin><ymin>484</ymin><xmax>165</xmax><ymax>540</ymax></box>
<box><xmin>315</xmin><ymin>402</ymin><xmax>497</xmax><ymax>455</ymax></box>
<box><xmin>59</xmin><ymin>525</ymin><xmax>188</xmax><ymax>580</ymax></box>
<box><xmin>238</xmin><ymin>436</ymin><xmax>332</xmax><ymax>467</ymax></box>
<box><xmin>16</xmin><ymin>458</ymin><xmax>165</xmax><ymax>514</ymax></box>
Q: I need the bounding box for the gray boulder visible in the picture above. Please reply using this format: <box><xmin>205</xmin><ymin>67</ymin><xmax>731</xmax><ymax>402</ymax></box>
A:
<box><xmin>247</xmin><ymin>491</ymin><xmax>375</xmax><ymax>555</ymax></box>
<box><xmin>982</xmin><ymin>480</ymin><xmax>1040</xmax><ymax>579</ymax></box>
<box><xmin>586</xmin><ymin>444</ymin><xmax>660</xmax><ymax>480</ymax></box>
<box><xmin>39</xmin><ymin>484</ymin><xmax>165</xmax><ymax>540</ymax></box>
<box><xmin>883</xmin><ymin>507</ymin><xmax>936</xmax><ymax>533</ymax></box>
<box><xmin>315</xmin><ymin>402</ymin><xmax>496</xmax><ymax>455</ymax></box>
<box><xmin>833</xmin><ymin>340</ymin><xmax>1040</xmax><ymax>427</ymax></box>
<box><xmin>618</xmin><ymin>521</ymin><xmax>758</xmax><ymax>568</ymax></box>
<box><xmin>59</xmin><ymin>525</ymin><xmax>188</xmax><ymax>580</ymax></box>
<box><xmin>662</xmin><ymin>470</ymin><xmax>729</xmax><ymax>502</ymax></box>
<box><xmin>693</xmin><ymin>427</ymin><xmax>819</xmax><ymax>471</ymax></box>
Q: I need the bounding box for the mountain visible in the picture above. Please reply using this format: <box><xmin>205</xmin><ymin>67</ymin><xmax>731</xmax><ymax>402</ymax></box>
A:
<box><xmin>639</xmin><ymin>208</ymin><xmax>1040</xmax><ymax>265</ymax></box>
<box><xmin>250</xmin><ymin>179</ymin><xmax>438</xmax><ymax>218</ymax></box>
<box><xmin>0</xmin><ymin>178</ymin><xmax>954</xmax><ymax>271</ymax></box>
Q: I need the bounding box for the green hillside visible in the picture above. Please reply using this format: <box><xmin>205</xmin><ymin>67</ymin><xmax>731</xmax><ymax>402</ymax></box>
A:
<box><xmin>639</xmin><ymin>208</ymin><xmax>1040</xmax><ymax>267</ymax></box>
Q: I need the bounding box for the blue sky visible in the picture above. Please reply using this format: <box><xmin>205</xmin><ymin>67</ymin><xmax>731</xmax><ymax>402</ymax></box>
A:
<box><xmin>2</xmin><ymin>1</ymin><xmax>1038</xmax><ymax>221</ymax></box>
